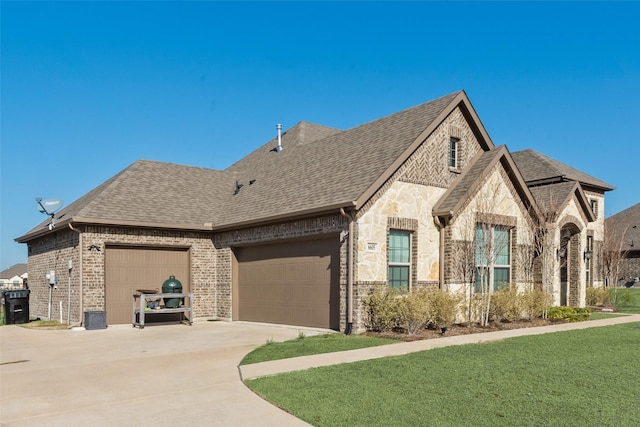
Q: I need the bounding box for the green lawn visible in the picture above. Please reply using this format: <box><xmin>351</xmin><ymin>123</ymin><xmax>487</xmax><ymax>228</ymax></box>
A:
<box><xmin>611</xmin><ymin>288</ymin><xmax>640</xmax><ymax>314</ymax></box>
<box><xmin>589</xmin><ymin>312</ymin><xmax>625</xmax><ymax>320</ymax></box>
<box><xmin>240</xmin><ymin>333</ymin><xmax>399</xmax><ymax>365</ymax></box>
<box><xmin>247</xmin><ymin>323</ymin><xmax>640</xmax><ymax>426</ymax></box>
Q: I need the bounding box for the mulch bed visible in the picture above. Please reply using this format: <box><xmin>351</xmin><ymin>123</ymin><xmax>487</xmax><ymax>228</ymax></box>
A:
<box><xmin>364</xmin><ymin>318</ymin><xmax>566</xmax><ymax>342</ymax></box>
<box><xmin>363</xmin><ymin>305</ymin><xmax>619</xmax><ymax>342</ymax></box>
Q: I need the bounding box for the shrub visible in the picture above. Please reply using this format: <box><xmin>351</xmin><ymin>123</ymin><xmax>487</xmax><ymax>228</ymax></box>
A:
<box><xmin>618</xmin><ymin>288</ymin><xmax>635</xmax><ymax>306</ymax></box>
<box><xmin>364</xmin><ymin>287</ymin><xmax>402</xmax><ymax>332</ymax></box>
<box><xmin>522</xmin><ymin>287</ymin><xmax>553</xmax><ymax>320</ymax></box>
<box><xmin>396</xmin><ymin>290</ymin><xmax>430</xmax><ymax>335</ymax></box>
<box><xmin>490</xmin><ymin>286</ymin><xmax>522</xmax><ymax>322</ymax></box>
<box><xmin>426</xmin><ymin>290</ymin><xmax>462</xmax><ymax>329</ymax></box>
<box><xmin>586</xmin><ymin>286</ymin><xmax>610</xmax><ymax>306</ymax></box>
<box><xmin>547</xmin><ymin>306</ymin><xmax>591</xmax><ymax>322</ymax></box>
<box><xmin>461</xmin><ymin>293</ymin><xmax>484</xmax><ymax>325</ymax></box>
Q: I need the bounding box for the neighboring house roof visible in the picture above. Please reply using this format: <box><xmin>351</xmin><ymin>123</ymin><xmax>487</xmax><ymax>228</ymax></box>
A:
<box><xmin>0</xmin><ymin>264</ymin><xmax>27</xmax><ymax>280</ymax></box>
<box><xmin>19</xmin><ymin>90</ymin><xmax>495</xmax><ymax>241</ymax></box>
<box><xmin>529</xmin><ymin>181</ymin><xmax>596</xmax><ymax>223</ymax></box>
<box><xmin>433</xmin><ymin>145</ymin><xmax>540</xmax><ymax>221</ymax></box>
<box><xmin>606</xmin><ymin>203</ymin><xmax>640</xmax><ymax>252</ymax></box>
<box><xmin>511</xmin><ymin>149</ymin><xmax>614</xmax><ymax>191</ymax></box>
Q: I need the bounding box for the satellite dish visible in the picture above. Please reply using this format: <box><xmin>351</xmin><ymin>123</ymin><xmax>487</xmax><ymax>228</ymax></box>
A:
<box><xmin>36</xmin><ymin>198</ymin><xmax>64</xmax><ymax>216</ymax></box>
<box><xmin>36</xmin><ymin>198</ymin><xmax>64</xmax><ymax>230</ymax></box>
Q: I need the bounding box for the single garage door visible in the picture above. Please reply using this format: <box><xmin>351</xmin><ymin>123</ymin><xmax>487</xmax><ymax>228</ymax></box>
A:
<box><xmin>235</xmin><ymin>236</ymin><xmax>340</xmax><ymax>330</ymax></box>
<box><xmin>105</xmin><ymin>246</ymin><xmax>190</xmax><ymax>325</ymax></box>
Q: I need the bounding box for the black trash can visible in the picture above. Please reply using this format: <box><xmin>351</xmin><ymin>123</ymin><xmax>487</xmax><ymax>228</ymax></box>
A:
<box><xmin>2</xmin><ymin>289</ymin><xmax>30</xmax><ymax>325</ymax></box>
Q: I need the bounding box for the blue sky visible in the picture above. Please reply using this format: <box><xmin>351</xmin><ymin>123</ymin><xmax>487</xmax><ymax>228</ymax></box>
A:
<box><xmin>1</xmin><ymin>1</ymin><xmax>639</xmax><ymax>270</ymax></box>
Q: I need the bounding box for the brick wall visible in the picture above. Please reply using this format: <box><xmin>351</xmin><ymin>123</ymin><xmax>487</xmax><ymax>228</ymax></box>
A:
<box><xmin>26</xmin><ymin>228</ymin><xmax>80</xmax><ymax>322</ymax></box>
<box><xmin>621</xmin><ymin>251</ymin><xmax>640</xmax><ymax>283</ymax></box>
<box><xmin>26</xmin><ymin>225</ymin><xmax>216</xmax><ymax>323</ymax></box>
<box><xmin>215</xmin><ymin>213</ymin><xmax>350</xmax><ymax>326</ymax></box>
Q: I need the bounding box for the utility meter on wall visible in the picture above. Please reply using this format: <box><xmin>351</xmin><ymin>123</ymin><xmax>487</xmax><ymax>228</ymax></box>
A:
<box><xmin>46</xmin><ymin>270</ymin><xmax>56</xmax><ymax>286</ymax></box>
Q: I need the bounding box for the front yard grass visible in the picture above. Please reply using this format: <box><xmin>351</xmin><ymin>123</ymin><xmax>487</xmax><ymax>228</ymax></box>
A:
<box><xmin>247</xmin><ymin>323</ymin><xmax>640</xmax><ymax>426</ymax></box>
<box><xmin>589</xmin><ymin>312</ymin><xmax>625</xmax><ymax>320</ymax></box>
<box><xmin>611</xmin><ymin>288</ymin><xmax>640</xmax><ymax>314</ymax></box>
<box><xmin>240</xmin><ymin>333</ymin><xmax>399</xmax><ymax>365</ymax></box>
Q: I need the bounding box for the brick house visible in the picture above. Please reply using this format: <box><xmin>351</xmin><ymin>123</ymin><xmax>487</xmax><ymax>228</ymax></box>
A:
<box><xmin>15</xmin><ymin>91</ymin><xmax>613</xmax><ymax>331</ymax></box>
<box><xmin>0</xmin><ymin>264</ymin><xmax>28</xmax><ymax>290</ymax></box>
<box><xmin>605</xmin><ymin>203</ymin><xmax>640</xmax><ymax>287</ymax></box>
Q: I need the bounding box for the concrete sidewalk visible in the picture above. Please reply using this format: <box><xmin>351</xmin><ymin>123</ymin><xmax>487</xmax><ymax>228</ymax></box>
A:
<box><xmin>239</xmin><ymin>314</ymin><xmax>640</xmax><ymax>380</ymax></box>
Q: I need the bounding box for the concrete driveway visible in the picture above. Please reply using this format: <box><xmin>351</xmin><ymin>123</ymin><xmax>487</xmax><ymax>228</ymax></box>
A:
<box><xmin>0</xmin><ymin>321</ymin><xmax>322</xmax><ymax>427</ymax></box>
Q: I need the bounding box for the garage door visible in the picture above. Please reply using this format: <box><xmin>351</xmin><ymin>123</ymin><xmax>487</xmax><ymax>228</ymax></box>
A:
<box><xmin>105</xmin><ymin>246</ymin><xmax>190</xmax><ymax>325</ymax></box>
<box><xmin>235</xmin><ymin>236</ymin><xmax>340</xmax><ymax>330</ymax></box>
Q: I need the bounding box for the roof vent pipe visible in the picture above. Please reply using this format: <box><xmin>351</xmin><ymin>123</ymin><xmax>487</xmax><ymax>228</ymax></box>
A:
<box><xmin>276</xmin><ymin>123</ymin><xmax>283</xmax><ymax>152</ymax></box>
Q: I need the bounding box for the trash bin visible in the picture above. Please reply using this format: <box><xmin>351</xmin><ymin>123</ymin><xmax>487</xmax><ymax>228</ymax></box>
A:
<box><xmin>84</xmin><ymin>311</ymin><xmax>107</xmax><ymax>330</ymax></box>
<box><xmin>2</xmin><ymin>289</ymin><xmax>30</xmax><ymax>325</ymax></box>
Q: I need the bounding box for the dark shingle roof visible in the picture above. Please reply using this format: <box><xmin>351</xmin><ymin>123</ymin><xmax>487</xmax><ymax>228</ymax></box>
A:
<box><xmin>19</xmin><ymin>161</ymin><xmax>234</xmax><ymax>238</ymax></box>
<box><xmin>606</xmin><ymin>203</ymin><xmax>640</xmax><ymax>252</ymax></box>
<box><xmin>433</xmin><ymin>147</ymin><xmax>506</xmax><ymax>216</ymax></box>
<box><xmin>226</xmin><ymin>121</ymin><xmax>342</xmax><ymax>175</ymax></box>
<box><xmin>512</xmin><ymin>149</ymin><xmax>614</xmax><ymax>191</ymax></box>
<box><xmin>433</xmin><ymin>145</ymin><xmax>540</xmax><ymax>221</ymax></box>
<box><xmin>215</xmin><ymin>91</ymin><xmax>463</xmax><ymax>227</ymax></box>
<box><xmin>16</xmin><ymin>90</ymin><xmax>478</xmax><ymax>239</ymax></box>
<box><xmin>528</xmin><ymin>181</ymin><xmax>579</xmax><ymax>215</ymax></box>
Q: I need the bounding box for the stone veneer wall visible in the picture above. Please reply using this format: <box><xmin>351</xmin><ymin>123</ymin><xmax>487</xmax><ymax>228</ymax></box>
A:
<box><xmin>444</xmin><ymin>165</ymin><xmax>536</xmax><ymax>291</ymax></box>
<box><xmin>569</xmin><ymin>232</ymin><xmax>582</xmax><ymax>306</ymax></box>
<box><xmin>351</xmin><ymin>107</ymin><xmax>486</xmax><ymax>331</ymax></box>
<box><xmin>584</xmin><ymin>189</ymin><xmax>606</xmax><ymax>286</ymax></box>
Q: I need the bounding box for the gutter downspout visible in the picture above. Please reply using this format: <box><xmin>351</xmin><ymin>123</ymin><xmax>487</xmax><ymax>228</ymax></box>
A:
<box><xmin>434</xmin><ymin>216</ymin><xmax>446</xmax><ymax>290</ymax></box>
<box><xmin>68</xmin><ymin>224</ymin><xmax>83</xmax><ymax>327</ymax></box>
<box><xmin>340</xmin><ymin>208</ymin><xmax>355</xmax><ymax>335</ymax></box>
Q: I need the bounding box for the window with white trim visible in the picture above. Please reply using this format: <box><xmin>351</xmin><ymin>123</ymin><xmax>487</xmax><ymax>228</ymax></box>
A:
<box><xmin>388</xmin><ymin>230</ymin><xmax>411</xmax><ymax>290</ymax></box>
<box><xmin>449</xmin><ymin>137</ymin><xmax>459</xmax><ymax>169</ymax></box>
<box><xmin>474</xmin><ymin>224</ymin><xmax>511</xmax><ymax>292</ymax></box>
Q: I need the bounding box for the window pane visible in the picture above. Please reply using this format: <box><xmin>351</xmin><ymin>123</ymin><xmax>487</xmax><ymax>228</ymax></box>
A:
<box><xmin>389</xmin><ymin>266</ymin><xmax>409</xmax><ymax>290</ymax></box>
<box><xmin>494</xmin><ymin>267</ymin><xmax>510</xmax><ymax>290</ymax></box>
<box><xmin>494</xmin><ymin>228</ymin><xmax>510</xmax><ymax>265</ymax></box>
<box><xmin>475</xmin><ymin>225</ymin><xmax>487</xmax><ymax>265</ymax></box>
<box><xmin>449</xmin><ymin>138</ymin><xmax>457</xmax><ymax>167</ymax></box>
<box><xmin>389</xmin><ymin>231</ymin><xmax>410</xmax><ymax>263</ymax></box>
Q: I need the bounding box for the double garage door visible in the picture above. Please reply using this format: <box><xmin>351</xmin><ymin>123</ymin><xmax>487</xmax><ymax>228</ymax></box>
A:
<box><xmin>235</xmin><ymin>236</ymin><xmax>340</xmax><ymax>330</ymax></box>
<box><xmin>105</xmin><ymin>246</ymin><xmax>190</xmax><ymax>325</ymax></box>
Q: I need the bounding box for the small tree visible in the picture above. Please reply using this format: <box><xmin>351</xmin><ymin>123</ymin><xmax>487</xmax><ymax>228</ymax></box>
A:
<box><xmin>528</xmin><ymin>189</ymin><xmax>567</xmax><ymax>317</ymax></box>
<box><xmin>600</xmin><ymin>221</ymin><xmax>629</xmax><ymax>304</ymax></box>
<box><xmin>449</xmin><ymin>213</ymin><xmax>478</xmax><ymax>326</ymax></box>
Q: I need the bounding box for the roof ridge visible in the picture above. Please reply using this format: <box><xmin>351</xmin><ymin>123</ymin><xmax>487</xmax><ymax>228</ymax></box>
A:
<box><xmin>343</xmin><ymin>91</ymin><xmax>463</xmax><ymax>134</ymax></box>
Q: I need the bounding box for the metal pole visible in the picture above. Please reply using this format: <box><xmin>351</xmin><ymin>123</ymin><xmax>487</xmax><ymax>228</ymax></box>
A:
<box><xmin>48</xmin><ymin>285</ymin><xmax>52</xmax><ymax>320</ymax></box>
<box><xmin>67</xmin><ymin>275</ymin><xmax>71</xmax><ymax>325</ymax></box>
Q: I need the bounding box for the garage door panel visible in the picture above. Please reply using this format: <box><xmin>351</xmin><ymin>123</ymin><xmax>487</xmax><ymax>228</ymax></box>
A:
<box><xmin>105</xmin><ymin>247</ymin><xmax>190</xmax><ymax>325</ymax></box>
<box><xmin>236</xmin><ymin>237</ymin><xmax>339</xmax><ymax>330</ymax></box>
